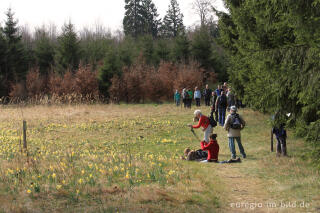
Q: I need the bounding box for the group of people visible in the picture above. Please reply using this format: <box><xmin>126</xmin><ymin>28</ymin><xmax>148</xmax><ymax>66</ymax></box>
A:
<box><xmin>186</xmin><ymin>106</ymin><xmax>246</xmax><ymax>162</ymax></box>
<box><xmin>175</xmin><ymin>82</ymin><xmax>239</xmax><ymax>127</ymax></box>
<box><xmin>175</xmin><ymin>84</ymin><xmax>235</xmax><ymax>109</ymax></box>
<box><xmin>179</xmin><ymin>82</ymin><xmax>288</xmax><ymax>162</ymax></box>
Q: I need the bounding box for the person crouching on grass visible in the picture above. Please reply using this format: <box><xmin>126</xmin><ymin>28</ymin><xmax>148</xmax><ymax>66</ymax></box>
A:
<box><xmin>200</xmin><ymin>134</ymin><xmax>219</xmax><ymax>163</ymax></box>
<box><xmin>188</xmin><ymin>110</ymin><xmax>213</xmax><ymax>142</ymax></box>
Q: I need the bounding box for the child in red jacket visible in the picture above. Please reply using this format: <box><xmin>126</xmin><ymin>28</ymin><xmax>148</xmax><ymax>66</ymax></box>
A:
<box><xmin>200</xmin><ymin>133</ymin><xmax>219</xmax><ymax>162</ymax></box>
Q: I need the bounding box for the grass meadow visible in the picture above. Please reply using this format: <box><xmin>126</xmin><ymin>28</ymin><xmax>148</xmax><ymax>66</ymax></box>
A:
<box><xmin>0</xmin><ymin>104</ymin><xmax>319</xmax><ymax>212</ymax></box>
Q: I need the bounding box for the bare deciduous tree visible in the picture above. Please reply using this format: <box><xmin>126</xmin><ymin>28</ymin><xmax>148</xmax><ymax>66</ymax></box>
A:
<box><xmin>192</xmin><ymin>0</ymin><xmax>216</xmax><ymax>26</ymax></box>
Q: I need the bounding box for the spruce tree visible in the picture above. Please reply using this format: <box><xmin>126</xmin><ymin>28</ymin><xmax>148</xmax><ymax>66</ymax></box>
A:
<box><xmin>34</xmin><ymin>29</ymin><xmax>55</xmax><ymax>76</ymax></box>
<box><xmin>55</xmin><ymin>21</ymin><xmax>80</xmax><ymax>73</ymax></box>
<box><xmin>123</xmin><ymin>0</ymin><xmax>145</xmax><ymax>38</ymax></box>
<box><xmin>140</xmin><ymin>35</ymin><xmax>155</xmax><ymax>65</ymax></box>
<box><xmin>172</xmin><ymin>33</ymin><xmax>190</xmax><ymax>63</ymax></box>
<box><xmin>98</xmin><ymin>47</ymin><xmax>122</xmax><ymax>97</ymax></box>
<box><xmin>142</xmin><ymin>0</ymin><xmax>161</xmax><ymax>37</ymax></box>
<box><xmin>3</xmin><ymin>8</ymin><xmax>28</xmax><ymax>83</ymax></box>
<box><xmin>191</xmin><ymin>26</ymin><xmax>213</xmax><ymax>69</ymax></box>
<box><xmin>161</xmin><ymin>0</ymin><xmax>185</xmax><ymax>37</ymax></box>
<box><xmin>0</xmin><ymin>27</ymin><xmax>7</xmax><ymax>96</ymax></box>
<box><xmin>216</xmin><ymin>0</ymin><xmax>320</xmax><ymax>162</ymax></box>
<box><xmin>154</xmin><ymin>39</ymin><xmax>171</xmax><ymax>64</ymax></box>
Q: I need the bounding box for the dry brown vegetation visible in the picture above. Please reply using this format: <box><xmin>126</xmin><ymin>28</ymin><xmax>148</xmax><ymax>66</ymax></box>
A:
<box><xmin>109</xmin><ymin>61</ymin><xmax>209</xmax><ymax>103</ymax></box>
<box><xmin>9</xmin><ymin>65</ymin><xmax>100</xmax><ymax>104</ymax></box>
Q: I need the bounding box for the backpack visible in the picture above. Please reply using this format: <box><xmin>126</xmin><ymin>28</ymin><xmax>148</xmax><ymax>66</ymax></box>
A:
<box><xmin>218</xmin><ymin>95</ymin><xmax>227</xmax><ymax>108</ymax></box>
<box><xmin>208</xmin><ymin>114</ymin><xmax>217</xmax><ymax>127</ymax></box>
<box><xmin>230</xmin><ymin>113</ymin><xmax>242</xmax><ymax>129</ymax></box>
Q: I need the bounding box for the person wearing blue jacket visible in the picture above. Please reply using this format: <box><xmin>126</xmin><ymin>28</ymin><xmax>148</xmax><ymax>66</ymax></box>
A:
<box><xmin>215</xmin><ymin>85</ymin><xmax>221</xmax><ymax>97</ymax></box>
<box><xmin>194</xmin><ymin>87</ymin><xmax>201</xmax><ymax>107</ymax></box>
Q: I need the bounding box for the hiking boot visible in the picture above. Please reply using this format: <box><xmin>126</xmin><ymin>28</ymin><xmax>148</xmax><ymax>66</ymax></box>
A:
<box><xmin>281</xmin><ymin>145</ymin><xmax>287</xmax><ymax>156</ymax></box>
<box><xmin>227</xmin><ymin>158</ymin><xmax>241</xmax><ymax>163</ymax></box>
<box><xmin>242</xmin><ymin>154</ymin><xmax>246</xmax><ymax>159</ymax></box>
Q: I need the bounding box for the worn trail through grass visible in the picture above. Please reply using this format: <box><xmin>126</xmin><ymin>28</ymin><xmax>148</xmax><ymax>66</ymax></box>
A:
<box><xmin>0</xmin><ymin>104</ymin><xmax>319</xmax><ymax>212</ymax></box>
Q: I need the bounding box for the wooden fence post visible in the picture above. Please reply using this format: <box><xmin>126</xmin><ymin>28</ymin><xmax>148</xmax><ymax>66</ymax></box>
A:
<box><xmin>23</xmin><ymin>120</ymin><xmax>27</xmax><ymax>151</ymax></box>
<box><xmin>271</xmin><ymin>128</ymin><xmax>273</xmax><ymax>152</ymax></box>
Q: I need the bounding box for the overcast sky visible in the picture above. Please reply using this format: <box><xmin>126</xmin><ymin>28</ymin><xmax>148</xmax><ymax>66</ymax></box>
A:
<box><xmin>0</xmin><ymin>0</ymin><xmax>227</xmax><ymax>33</ymax></box>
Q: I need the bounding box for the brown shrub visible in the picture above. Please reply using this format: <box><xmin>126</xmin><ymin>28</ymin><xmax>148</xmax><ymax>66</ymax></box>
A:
<box><xmin>61</xmin><ymin>71</ymin><xmax>75</xmax><ymax>95</ymax></box>
<box><xmin>174</xmin><ymin>62</ymin><xmax>205</xmax><ymax>91</ymax></box>
<box><xmin>74</xmin><ymin>65</ymin><xmax>99</xmax><ymax>97</ymax></box>
<box><xmin>109</xmin><ymin>60</ymin><xmax>210</xmax><ymax>103</ymax></box>
<box><xmin>109</xmin><ymin>75</ymin><xmax>124</xmax><ymax>104</ymax></box>
<box><xmin>10</xmin><ymin>65</ymin><xmax>101</xmax><ymax>104</ymax></box>
<box><xmin>48</xmin><ymin>72</ymin><xmax>63</xmax><ymax>95</ymax></box>
<box><xmin>157</xmin><ymin>62</ymin><xmax>178</xmax><ymax>100</ymax></box>
<box><xmin>142</xmin><ymin>68</ymin><xmax>165</xmax><ymax>102</ymax></box>
<box><xmin>9</xmin><ymin>82</ymin><xmax>27</xmax><ymax>101</ymax></box>
<box><xmin>26</xmin><ymin>68</ymin><xmax>47</xmax><ymax>97</ymax></box>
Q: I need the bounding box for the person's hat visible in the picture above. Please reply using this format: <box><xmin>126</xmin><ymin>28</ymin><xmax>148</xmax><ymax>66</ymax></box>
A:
<box><xmin>230</xmin><ymin>106</ymin><xmax>237</xmax><ymax>112</ymax></box>
<box><xmin>194</xmin><ymin>109</ymin><xmax>201</xmax><ymax>116</ymax></box>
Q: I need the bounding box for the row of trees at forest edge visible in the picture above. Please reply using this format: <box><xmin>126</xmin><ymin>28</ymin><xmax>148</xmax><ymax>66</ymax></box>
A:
<box><xmin>216</xmin><ymin>0</ymin><xmax>320</xmax><ymax>167</ymax></box>
<box><xmin>0</xmin><ymin>0</ymin><xmax>226</xmax><ymax>101</ymax></box>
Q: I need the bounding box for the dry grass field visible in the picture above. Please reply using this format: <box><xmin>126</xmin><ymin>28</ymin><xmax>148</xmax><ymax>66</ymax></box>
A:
<box><xmin>0</xmin><ymin>104</ymin><xmax>319</xmax><ymax>212</ymax></box>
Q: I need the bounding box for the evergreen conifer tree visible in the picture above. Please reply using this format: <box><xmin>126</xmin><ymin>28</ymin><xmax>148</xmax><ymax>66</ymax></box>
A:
<box><xmin>98</xmin><ymin>47</ymin><xmax>122</xmax><ymax>97</ymax></box>
<box><xmin>123</xmin><ymin>0</ymin><xmax>145</xmax><ymax>38</ymax></box>
<box><xmin>55</xmin><ymin>21</ymin><xmax>81</xmax><ymax>73</ymax></box>
<box><xmin>0</xmin><ymin>26</ymin><xmax>8</xmax><ymax>96</ymax></box>
<box><xmin>34</xmin><ymin>29</ymin><xmax>55</xmax><ymax>75</ymax></box>
<box><xmin>3</xmin><ymin>8</ymin><xmax>28</xmax><ymax>83</ymax></box>
<box><xmin>161</xmin><ymin>0</ymin><xmax>185</xmax><ymax>37</ymax></box>
<box><xmin>142</xmin><ymin>0</ymin><xmax>161</xmax><ymax>37</ymax></box>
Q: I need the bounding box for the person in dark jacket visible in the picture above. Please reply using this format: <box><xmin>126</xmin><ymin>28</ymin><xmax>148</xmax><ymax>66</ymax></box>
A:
<box><xmin>187</xmin><ymin>88</ymin><xmax>193</xmax><ymax>108</ymax></box>
<box><xmin>182</xmin><ymin>88</ymin><xmax>187</xmax><ymax>108</ymax></box>
<box><xmin>203</xmin><ymin>84</ymin><xmax>212</xmax><ymax>106</ymax></box>
<box><xmin>272</xmin><ymin>123</ymin><xmax>287</xmax><ymax>156</ymax></box>
<box><xmin>210</xmin><ymin>91</ymin><xmax>218</xmax><ymax>121</ymax></box>
<box><xmin>215</xmin><ymin>90</ymin><xmax>228</xmax><ymax>126</ymax></box>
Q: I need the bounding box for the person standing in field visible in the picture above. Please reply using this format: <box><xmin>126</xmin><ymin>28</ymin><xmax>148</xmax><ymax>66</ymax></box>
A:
<box><xmin>215</xmin><ymin>90</ymin><xmax>228</xmax><ymax>126</ymax></box>
<box><xmin>227</xmin><ymin>88</ymin><xmax>236</xmax><ymax>111</ymax></box>
<box><xmin>182</xmin><ymin>88</ymin><xmax>187</xmax><ymax>108</ymax></box>
<box><xmin>272</xmin><ymin>123</ymin><xmax>287</xmax><ymax>156</ymax></box>
<box><xmin>189</xmin><ymin>110</ymin><xmax>212</xmax><ymax>142</ymax></box>
<box><xmin>224</xmin><ymin>106</ymin><xmax>246</xmax><ymax>159</ymax></box>
<box><xmin>210</xmin><ymin>91</ymin><xmax>218</xmax><ymax>121</ymax></box>
<box><xmin>194</xmin><ymin>86</ymin><xmax>201</xmax><ymax>107</ymax></box>
<box><xmin>222</xmin><ymin>82</ymin><xmax>228</xmax><ymax>92</ymax></box>
<box><xmin>215</xmin><ymin>85</ymin><xmax>221</xmax><ymax>97</ymax></box>
<box><xmin>174</xmin><ymin>90</ymin><xmax>181</xmax><ymax>107</ymax></box>
<box><xmin>203</xmin><ymin>84</ymin><xmax>212</xmax><ymax>106</ymax></box>
<box><xmin>187</xmin><ymin>88</ymin><xmax>193</xmax><ymax>108</ymax></box>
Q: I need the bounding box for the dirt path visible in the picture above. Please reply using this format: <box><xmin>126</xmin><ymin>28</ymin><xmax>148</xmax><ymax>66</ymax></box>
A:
<box><xmin>216</xmin><ymin>163</ymin><xmax>272</xmax><ymax>212</ymax></box>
